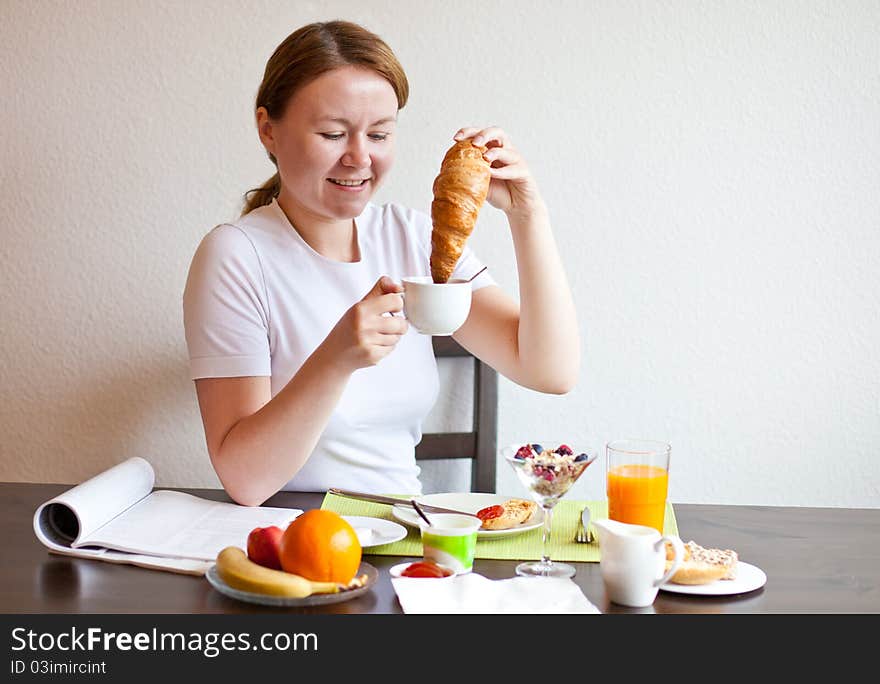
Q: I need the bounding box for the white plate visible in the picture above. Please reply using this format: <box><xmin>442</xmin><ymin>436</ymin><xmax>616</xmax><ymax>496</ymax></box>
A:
<box><xmin>659</xmin><ymin>561</ymin><xmax>767</xmax><ymax>596</ymax></box>
<box><xmin>206</xmin><ymin>562</ymin><xmax>378</xmax><ymax>607</ymax></box>
<box><xmin>391</xmin><ymin>492</ymin><xmax>544</xmax><ymax>539</ymax></box>
<box><xmin>342</xmin><ymin>516</ymin><xmax>407</xmax><ymax>548</ymax></box>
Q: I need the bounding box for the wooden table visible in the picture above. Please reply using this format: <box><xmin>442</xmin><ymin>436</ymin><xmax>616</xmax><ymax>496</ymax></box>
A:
<box><xmin>2</xmin><ymin>483</ymin><xmax>878</xmax><ymax>614</ymax></box>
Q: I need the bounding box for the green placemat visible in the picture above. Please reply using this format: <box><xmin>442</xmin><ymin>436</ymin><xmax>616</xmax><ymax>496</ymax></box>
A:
<box><xmin>322</xmin><ymin>493</ymin><xmax>678</xmax><ymax>563</ymax></box>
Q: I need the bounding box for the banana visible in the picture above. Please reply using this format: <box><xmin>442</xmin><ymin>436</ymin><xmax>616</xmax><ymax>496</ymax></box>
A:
<box><xmin>215</xmin><ymin>547</ymin><xmax>340</xmax><ymax>598</ymax></box>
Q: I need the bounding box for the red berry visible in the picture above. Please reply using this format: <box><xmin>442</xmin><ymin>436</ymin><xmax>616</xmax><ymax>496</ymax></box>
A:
<box><xmin>516</xmin><ymin>445</ymin><xmax>533</xmax><ymax>459</ymax></box>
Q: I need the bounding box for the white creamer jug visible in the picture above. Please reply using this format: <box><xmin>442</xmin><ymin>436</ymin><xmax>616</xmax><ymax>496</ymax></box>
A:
<box><xmin>593</xmin><ymin>518</ymin><xmax>685</xmax><ymax>608</ymax></box>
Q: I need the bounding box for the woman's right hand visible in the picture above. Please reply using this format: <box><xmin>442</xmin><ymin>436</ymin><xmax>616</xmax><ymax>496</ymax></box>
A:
<box><xmin>322</xmin><ymin>276</ymin><xmax>408</xmax><ymax>371</ymax></box>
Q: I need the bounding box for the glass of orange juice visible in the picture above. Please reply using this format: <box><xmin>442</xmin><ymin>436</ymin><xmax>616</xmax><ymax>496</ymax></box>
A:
<box><xmin>606</xmin><ymin>439</ymin><xmax>671</xmax><ymax>533</ymax></box>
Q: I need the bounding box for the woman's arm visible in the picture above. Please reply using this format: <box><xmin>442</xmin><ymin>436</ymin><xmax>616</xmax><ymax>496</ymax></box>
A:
<box><xmin>452</xmin><ymin>127</ymin><xmax>580</xmax><ymax>394</ymax></box>
<box><xmin>196</xmin><ymin>276</ymin><xmax>407</xmax><ymax>506</ymax></box>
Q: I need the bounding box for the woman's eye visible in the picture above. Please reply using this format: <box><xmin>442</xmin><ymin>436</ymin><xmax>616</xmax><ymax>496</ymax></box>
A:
<box><xmin>319</xmin><ymin>132</ymin><xmax>389</xmax><ymax>141</ymax></box>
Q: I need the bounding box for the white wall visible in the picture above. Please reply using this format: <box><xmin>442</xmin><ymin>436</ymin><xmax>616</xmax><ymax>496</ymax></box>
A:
<box><xmin>2</xmin><ymin>0</ymin><xmax>878</xmax><ymax>507</ymax></box>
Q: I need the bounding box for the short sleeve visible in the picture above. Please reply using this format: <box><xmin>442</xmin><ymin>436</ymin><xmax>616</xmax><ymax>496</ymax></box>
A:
<box><xmin>182</xmin><ymin>224</ymin><xmax>272</xmax><ymax>379</ymax></box>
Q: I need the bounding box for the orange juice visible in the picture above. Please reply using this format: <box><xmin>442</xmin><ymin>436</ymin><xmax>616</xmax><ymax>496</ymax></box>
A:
<box><xmin>606</xmin><ymin>464</ymin><xmax>669</xmax><ymax>533</ymax></box>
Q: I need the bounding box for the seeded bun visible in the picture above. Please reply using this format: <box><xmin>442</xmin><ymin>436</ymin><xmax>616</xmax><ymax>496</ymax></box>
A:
<box><xmin>664</xmin><ymin>540</ymin><xmax>738</xmax><ymax>585</ymax></box>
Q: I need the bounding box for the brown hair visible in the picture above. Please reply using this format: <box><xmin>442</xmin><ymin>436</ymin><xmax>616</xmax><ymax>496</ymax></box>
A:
<box><xmin>242</xmin><ymin>21</ymin><xmax>409</xmax><ymax>215</ymax></box>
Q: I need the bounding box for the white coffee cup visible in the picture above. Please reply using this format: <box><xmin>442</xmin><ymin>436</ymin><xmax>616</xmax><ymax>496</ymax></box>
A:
<box><xmin>401</xmin><ymin>276</ymin><xmax>472</xmax><ymax>336</ymax></box>
<box><xmin>593</xmin><ymin>518</ymin><xmax>685</xmax><ymax>608</ymax></box>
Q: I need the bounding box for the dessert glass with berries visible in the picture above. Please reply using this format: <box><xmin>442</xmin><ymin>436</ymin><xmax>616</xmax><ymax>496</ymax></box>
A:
<box><xmin>503</xmin><ymin>442</ymin><xmax>598</xmax><ymax>578</ymax></box>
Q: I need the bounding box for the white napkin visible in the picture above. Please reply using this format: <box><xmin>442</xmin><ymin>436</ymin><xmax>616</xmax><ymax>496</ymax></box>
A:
<box><xmin>391</xmin><ymin>573</ymin><xmax>601</xmax><ymax>614</ymax></box>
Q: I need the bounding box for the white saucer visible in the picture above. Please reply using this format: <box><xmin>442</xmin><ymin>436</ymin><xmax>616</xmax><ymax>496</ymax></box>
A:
<box><xmin>659</xmin><ymin>561</ymin><xmax>767</xmax><ymax>596</ymax></box>
<box><xmin>342</xmin><ymin>516</ymin><xmax>407</xmax><ymax>548</ymax></box>
<box><xmin>391</xmin><ymin>492</ymin><xmax>543</xmax><ymax>539</ymax></box>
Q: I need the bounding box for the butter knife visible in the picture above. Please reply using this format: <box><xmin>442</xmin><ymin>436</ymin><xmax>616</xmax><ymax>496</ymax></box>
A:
<box><xmin>327</xmin><ymin>488</ymin><xmax>474</xmax><ymax>516</ymax></box>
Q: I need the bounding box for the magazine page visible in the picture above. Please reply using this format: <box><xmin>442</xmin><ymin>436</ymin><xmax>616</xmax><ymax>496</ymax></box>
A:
<box><xmin>33</xmin><ymin>457</ymin><xmax>303</xmax><ymax>571</ymax></box>
<box><xmin>33</xmin><ymin>457</ymin><xmax>155</xmax><ymax>552</ymax></box>
<box><xmin>80</xmin><ymin>490</ymin><xmax>301</xmax><ymax>561</ymax></box>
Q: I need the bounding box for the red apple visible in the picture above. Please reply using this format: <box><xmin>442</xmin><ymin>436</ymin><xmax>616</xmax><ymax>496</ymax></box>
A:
<box><xmin>246</xmin><ymin>525</ymin><xmax>284</xmax><ymax>570</ymax></box>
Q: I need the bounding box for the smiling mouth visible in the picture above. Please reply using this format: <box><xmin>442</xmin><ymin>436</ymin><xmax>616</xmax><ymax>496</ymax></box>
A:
<box><xmin>328</xmin><ymin>178</ymin><xmax>370</xmax><ymax>187</ymax></box>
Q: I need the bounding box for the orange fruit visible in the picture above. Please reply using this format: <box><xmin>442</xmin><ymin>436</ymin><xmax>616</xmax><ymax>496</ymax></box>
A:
<box><xmin>279</xmin><ymin>509</ymin><xmax>362</xmax><ymax>584</ymax></box>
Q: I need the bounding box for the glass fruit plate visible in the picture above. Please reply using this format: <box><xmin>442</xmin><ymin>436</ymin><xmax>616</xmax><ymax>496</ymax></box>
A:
<box><xmin>206</xmin><ymin>562</ymin><xmax>378</xmax><ymax>607</ymax></box>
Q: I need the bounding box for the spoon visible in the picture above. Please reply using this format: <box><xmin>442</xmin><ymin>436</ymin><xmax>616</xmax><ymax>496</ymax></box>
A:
<box><xmin>466</xmin><ymin>266</ymin><xmax>488</xmax><ymax>283</ymax></box>
<box><xmin>411</xmin><ymin>500</ymin><xmax>432</xmax><ymax>526</ymax></box>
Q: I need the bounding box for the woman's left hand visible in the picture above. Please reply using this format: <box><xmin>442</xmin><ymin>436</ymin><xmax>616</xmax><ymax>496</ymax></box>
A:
<box><xmin>453</xmin><ymin>126</ymin><xmax>544</xmax><ymax>218</ymax></box>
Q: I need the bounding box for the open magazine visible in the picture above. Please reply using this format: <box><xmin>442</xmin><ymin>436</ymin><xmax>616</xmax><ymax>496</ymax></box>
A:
<box><xmin>33</xmin><ymin>457</ymin><xmax>301</xmax><ymax>575</ymax></box>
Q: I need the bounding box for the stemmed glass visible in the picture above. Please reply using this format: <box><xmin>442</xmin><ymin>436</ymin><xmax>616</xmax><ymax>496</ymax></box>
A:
<box><xmin>503</xmin><ymin>441</ymin><xmax>598</xmax><ymax>579</ymax></box>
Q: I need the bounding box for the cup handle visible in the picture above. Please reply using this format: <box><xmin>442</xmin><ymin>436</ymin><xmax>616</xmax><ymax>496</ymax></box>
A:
<box><xmin>390</xmin><ymin>291</ymin><xmax>405</xmax><ymax>318</ymax></box>
<box><xmin>653</xmin><ymin>535</ymin><xmax>685</xmax><ymax>587</ymax></box>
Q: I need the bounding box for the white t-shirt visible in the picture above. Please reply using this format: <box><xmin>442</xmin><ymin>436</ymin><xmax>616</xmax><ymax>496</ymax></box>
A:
<box><xmin>182</xmin><ymin>199</ymin><xmax>495</xmax><ymax>494</ymax></box>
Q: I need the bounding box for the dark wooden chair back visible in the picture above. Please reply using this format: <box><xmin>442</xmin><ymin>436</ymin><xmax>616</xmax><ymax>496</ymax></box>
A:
<box><xmin>415</xmin><ymin>337</ymin><xmax>498</xmax><ymax>493</ymax></box>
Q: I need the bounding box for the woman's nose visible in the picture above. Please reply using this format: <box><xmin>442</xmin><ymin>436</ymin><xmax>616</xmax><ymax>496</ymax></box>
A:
<box><xmin>341</xmin><ymin>136</ymin><xmax>371</xmax><ymax>168</ymax></box>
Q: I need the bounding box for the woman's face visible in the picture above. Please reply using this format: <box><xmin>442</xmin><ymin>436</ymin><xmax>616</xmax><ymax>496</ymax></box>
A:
<box><xmin>259</xmin><ymin>66</ymin><xmax>399</xmax><ymax>223</ymax></box>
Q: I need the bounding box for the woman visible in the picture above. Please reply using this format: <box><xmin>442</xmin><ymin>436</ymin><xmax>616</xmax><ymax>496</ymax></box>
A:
<box><xmin>183</xmin><ymin>21</ymin><xmax>579</xmax><ymax>505</ymax></box>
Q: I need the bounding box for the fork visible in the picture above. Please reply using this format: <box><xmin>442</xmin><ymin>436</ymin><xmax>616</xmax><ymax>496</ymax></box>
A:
<box><xmin>574</xmin><ymin>506</ymin><xmax>594</xmax><ymax>543</ymax></box>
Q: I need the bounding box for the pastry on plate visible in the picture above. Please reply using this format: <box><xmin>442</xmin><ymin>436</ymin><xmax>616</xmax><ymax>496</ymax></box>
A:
<box><xmin>665</xmin><ymin>540</ymin><xmax>738</xmax><ymax>585</ymax></box>
<box><xmin>476</xmin><ymin>498</ymin><xmax>538</xmax><ymax>530</ymax></box>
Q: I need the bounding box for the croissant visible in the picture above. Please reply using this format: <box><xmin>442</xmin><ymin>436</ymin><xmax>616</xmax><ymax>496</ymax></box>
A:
<box><xmin>430</xmin><ymin>140</ymin><xmax>491</xmax><ymax>283</ymax></box>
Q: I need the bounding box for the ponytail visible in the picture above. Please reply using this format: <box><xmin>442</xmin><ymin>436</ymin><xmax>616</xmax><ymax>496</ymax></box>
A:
<box><xmin>241</xmin><ymin>172</ymin><xmax>281</xmax><ymax>216</ymax></box>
